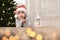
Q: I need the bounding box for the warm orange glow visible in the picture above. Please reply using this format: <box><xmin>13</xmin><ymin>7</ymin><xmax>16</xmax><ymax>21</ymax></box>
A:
<box><xmin>9</xmin><ymin>36</ymin><xmax>16</xmax><ymax>40</ymax></box>
<box><xmin>52</xmin><ymin>32</ymin><xmax>58</xmax><ymax>38</ymax></box>
<box><xmin>14</xmin><ymin>35</ymin><xmax>19</xmax><ymax>40</ymax></box>
<box><xmin>36</xmin><ymin>34</ymin><xmax>43</xmax><ymax>40</ymax></box>
<box><xmin>2</xmin><ymin>36</ymin><xmax>8</xmax><ymax>40</ymax></box>
<box><xmin>26</xmin><ymin>27</ymin><xmax>36</xmax><ymax>37</ymax></box>
<box><xmin>26</xmin><ymin>27</ymin><xmax>32</xmax><ymax>34</ymax></box>
<box><xmin>4</xmin><ymin>29</ymin><xmax>11</xmax><ymax>36</ymax></box>
<box><xmin>27</xmin><ymin>31</ymin><xmax>36</xmax><ymax>37</ymax></box>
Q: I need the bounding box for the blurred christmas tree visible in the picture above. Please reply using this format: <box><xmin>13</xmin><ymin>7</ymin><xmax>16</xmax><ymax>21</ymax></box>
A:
<box><xmin>0</xmin><ymin>0</ymin><xmax>16</xmax><ymax>27</ymax></box>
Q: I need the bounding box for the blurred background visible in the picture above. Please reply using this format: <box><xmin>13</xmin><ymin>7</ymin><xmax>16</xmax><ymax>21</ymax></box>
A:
<box><xmin>0</xmin><ymin>0</ymin><xmax>60</xmax><ymax>27</ymax></box>
<box><xmin>26</xmin><ymin>0</ymin><xmax>60</xmax><ymax>28</ymax></box>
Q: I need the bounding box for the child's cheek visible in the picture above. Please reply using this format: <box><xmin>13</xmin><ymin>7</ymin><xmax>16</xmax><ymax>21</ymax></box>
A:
<box><xmin>22</xmin><ymin>14</ymin><xmax>26</xmax><ymax>17</ymax></box>
<box><xmin>18</xmin><ymin>14</ymin><xmax>22</xmax><ymax>18</ymax></box>
<box><xmin>17</xmin><ymin>13</ymin><xmax>25</xmax><ymax>19</ymax></box>
<box><xmin>22</xmin><ymin>14</ymin><xmax>25</xmax><ymax>19</ymax></box>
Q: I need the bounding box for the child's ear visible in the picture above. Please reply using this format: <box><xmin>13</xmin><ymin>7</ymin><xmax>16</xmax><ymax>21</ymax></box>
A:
<box><xmin>13</xmin><ymin>11</ymin><xmax>18</xmax><ymax>14</ymax></box>
<box><xmin>13</xmin><ymin>11</ymin><xmax>16</xmax><ymax>14</ymax></box>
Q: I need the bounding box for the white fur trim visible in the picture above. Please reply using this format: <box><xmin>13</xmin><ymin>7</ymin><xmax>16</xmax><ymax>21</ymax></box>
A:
<box><xmin>16</xmin><ymin>8</ymin><xmax>26</xmax><ymax>13</ymax></box>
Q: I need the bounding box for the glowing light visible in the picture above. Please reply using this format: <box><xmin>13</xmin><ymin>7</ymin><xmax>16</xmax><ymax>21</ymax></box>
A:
<box><xmin>36</xmin><ymin>34</ymin><xmax>43</xmax><ymax>40</ymax></box>
<box><xmin>4</xmin><ymin>29</ymin><xmax>11</xmax><ymax>36</ymax></box>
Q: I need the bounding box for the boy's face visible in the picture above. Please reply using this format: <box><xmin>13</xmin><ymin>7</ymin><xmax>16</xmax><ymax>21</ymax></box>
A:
<box><xmin>17</xmin><ymin>11</ymin><xmax>26</xmax><ymax>19</ymax></box>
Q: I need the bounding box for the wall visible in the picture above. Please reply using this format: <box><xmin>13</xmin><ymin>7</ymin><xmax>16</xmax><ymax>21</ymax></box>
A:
<box><xmin>28</xmin><ymin>0</ymin><xmax>60</xmax><ymax>27</ymax></box>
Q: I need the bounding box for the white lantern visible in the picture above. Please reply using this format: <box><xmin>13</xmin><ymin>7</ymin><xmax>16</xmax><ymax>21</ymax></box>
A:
<box><xmin>34</xmin><ymin>13</ymin><xmax>41</xmax><ymax>27</ymax></box>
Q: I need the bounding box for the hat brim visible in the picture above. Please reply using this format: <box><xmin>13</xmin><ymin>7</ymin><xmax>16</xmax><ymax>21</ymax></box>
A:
<box><xmin>16</xmin><ymin>8</ymin><xmax>26</xmax><ymax>13</ymax></box>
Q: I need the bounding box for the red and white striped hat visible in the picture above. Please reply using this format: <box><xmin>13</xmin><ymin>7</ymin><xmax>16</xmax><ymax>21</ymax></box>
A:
<box><xmin>16</xmin><ymin>5</ymin><xmax>27</xmax><ymax>13</ymax></box>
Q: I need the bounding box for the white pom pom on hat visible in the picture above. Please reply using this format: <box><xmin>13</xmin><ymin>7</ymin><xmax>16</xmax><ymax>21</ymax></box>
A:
<box><xmin>14</xmin><ymin>14</ymin><xmax>18</xmax><ymax>18</ymax></box>
<box><xmin>15</xmin><ymin>4</ymin><xmax>27</xmax><ymax>13</ymax></box>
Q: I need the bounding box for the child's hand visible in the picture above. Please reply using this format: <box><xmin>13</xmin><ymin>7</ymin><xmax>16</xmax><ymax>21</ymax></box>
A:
<box><xmin>18</xmin><ymin>16</ymin><xmax>26</xmax><ymax>23</ymax></box>
<box><xmin>17</xmin><ymin>13</ymin><xmax>26</xmax><ymax>23</ymax></box>
<box><xmin>22</xmin><ymin>19</ymin><xmax>26</xmax><ymax>23</ymax></box>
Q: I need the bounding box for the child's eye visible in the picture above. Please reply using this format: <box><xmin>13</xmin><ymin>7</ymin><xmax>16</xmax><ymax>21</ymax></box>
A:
<box><xmin>21</xmin><ymin>11</ymin><xmax>25</xmax><ymax>13</ymax></box>
<box><xmin>18</xmin><ymin>11</ymin><xmax>25</xmax><ymax>14</ymax></box>
<box><xmin>18</xmin><ymin>11</ymin><xmax>21</xmax><ymax>13</ymax></box>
